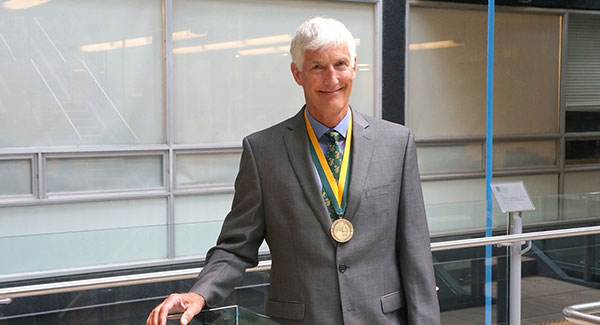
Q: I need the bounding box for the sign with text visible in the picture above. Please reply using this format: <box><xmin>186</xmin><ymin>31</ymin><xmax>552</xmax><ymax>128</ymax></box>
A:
<box><xmin>490</xmin><ymin>181</ymin><xmax>536</xmax><ymax>213</ymax></box>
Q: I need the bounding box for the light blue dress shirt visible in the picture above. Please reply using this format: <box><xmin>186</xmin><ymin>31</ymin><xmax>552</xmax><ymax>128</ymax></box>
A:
<box><xmin>305</xmin><ymin>107</ymin><xmax>351</xmax><ymax>189</ymax></box>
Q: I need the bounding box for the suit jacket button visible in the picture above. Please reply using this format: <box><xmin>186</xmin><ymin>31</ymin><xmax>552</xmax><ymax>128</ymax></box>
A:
<box><xmin>339</xmin><ymin>264</ymin><xmax>347</xmax><ymax>273</ymax></box>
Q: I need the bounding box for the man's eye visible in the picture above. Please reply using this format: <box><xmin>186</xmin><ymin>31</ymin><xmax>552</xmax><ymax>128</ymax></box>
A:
<box><xmin>312</xmin><ymin>65</ymin><xmax>322</xmax><ymax>70</ymax></box>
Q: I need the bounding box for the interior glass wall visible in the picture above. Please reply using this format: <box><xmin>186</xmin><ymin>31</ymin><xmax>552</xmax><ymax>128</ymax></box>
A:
<box><xmin>407</xmin><ymin>5</ymin><xmax>563</xmax><ymax>234</ymax></box>
<box><xmin>0</xmin><ymin>0</ymin><xmax>377</xmax><ymax>280</ymax></box>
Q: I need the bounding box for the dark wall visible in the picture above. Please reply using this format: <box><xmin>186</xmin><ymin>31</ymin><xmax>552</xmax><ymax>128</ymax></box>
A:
<box><xmin>380</xmin><ymin>0</ymin><xmax>600</xmax><ymax>125</ymax></box>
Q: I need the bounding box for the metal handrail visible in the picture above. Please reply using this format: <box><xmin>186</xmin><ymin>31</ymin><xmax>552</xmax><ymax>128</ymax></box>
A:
<box><xmin>0</xmin><ymin>261</ymin><xmax>271</xmax><ymax>300</ymax></box>
<box><xmin>1</xmin><ymin>225</ymin><xmax>599</xmax><ymax>302</ymax></box>
<box><xmin>431</xmin><ymin>225</ymin><xmax>600</xmax><ymax>251</ymax></box>
<box><xmin>563</xmin><ymin>301</ymin><xmax>600</xmax><ymax>324</ymax></box>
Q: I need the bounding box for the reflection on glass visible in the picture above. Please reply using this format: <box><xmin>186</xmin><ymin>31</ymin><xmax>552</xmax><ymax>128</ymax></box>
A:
<box><xmin>0</xmin><ymin>159</ymin><xmax>31</xmax><ymax>195</ymax></box>
<box><xmin>0</xmin><ymin>0</ymin><xmax>163</xmax><ymax>147</ymax></box>
<box><xmin>46</xmin><ymin>155</ymin><xmax>163</xmax><ymax>193</ymax></box>
<box><xmin>173</xmin><ymin>0</ymin><xmax>376</xmax><ymax>144</ymax></box>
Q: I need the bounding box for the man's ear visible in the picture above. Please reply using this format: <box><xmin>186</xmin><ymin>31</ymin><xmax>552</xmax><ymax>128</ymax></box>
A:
<box><xmin>352</xmin><ymin>56</ymin><xmax>357</xmax><ymax>80</ymax></box>
<box><xmin>291</xmin><ymin>62</ymin><xmax>303</xmax><ymax>86</ymax></box>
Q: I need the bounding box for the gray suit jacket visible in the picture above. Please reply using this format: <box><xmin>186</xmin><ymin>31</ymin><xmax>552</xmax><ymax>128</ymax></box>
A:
<box><xmin>190</xmin><ymin>109</ymin><xmax>440</xmax><ymax>324</ymax></box>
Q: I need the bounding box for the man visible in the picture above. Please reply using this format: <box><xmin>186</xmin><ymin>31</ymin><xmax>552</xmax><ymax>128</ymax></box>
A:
<box><xmin>147</xmin><ymin>17</ymin><xmax>440</xmax><ymax>325</ymax></box>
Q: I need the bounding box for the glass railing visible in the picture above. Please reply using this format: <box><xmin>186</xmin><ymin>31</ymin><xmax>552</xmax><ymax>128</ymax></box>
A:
<box><xmin>428</xmin><ymin>192</ymin><xmax>600</xmax><ymax>238</ymax></box>
<box><xmin>0</xmin><ymin>193</ymin><xmax>599</xmax><ymax>324</ymax></box>
<box><xmin>433</xmin><ymin>230</ymin><xmax>600</xmax><ymax>324</ymax></box>
<box><xmin>168</xmin><ymin>306</ymin><xmax>279</xmax><ymax>325</ymax></box>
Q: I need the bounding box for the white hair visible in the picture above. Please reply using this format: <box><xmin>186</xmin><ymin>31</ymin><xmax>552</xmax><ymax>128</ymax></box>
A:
<box><xmin>290</xmin><ymin>17</ymin><xmax>356</xmax><ymax>71</ymax></box>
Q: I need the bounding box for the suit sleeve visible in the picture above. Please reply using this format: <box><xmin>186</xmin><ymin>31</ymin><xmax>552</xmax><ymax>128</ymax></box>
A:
<box><xmin>189</xmin><ymin>136</ymin><xmax>266</xmax><ymax>307</ymax></box>
<box><xmin>396</xmin><ymin>131</ymin><xmax>441</xmax><ymax>324</ymax></box>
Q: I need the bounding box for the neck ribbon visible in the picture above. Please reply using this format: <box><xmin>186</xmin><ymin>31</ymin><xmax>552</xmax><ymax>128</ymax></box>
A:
<box><xmin>304</xmin><ymin>109</ymin><xmax>353</xmax><ymax>217</ymax></box>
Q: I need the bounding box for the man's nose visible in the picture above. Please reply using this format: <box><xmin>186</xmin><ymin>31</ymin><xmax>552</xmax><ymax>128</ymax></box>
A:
<box><xmin>323</xmin><ymin>66</ymin><xmax>338</xmax><ymax>85</ymax></box>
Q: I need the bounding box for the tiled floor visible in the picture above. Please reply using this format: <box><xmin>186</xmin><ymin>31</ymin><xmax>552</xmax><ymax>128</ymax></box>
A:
<box><xmin>440</xmin><ymin>276</ymin><xmax>600</xmax><ymax>324</ymax></box>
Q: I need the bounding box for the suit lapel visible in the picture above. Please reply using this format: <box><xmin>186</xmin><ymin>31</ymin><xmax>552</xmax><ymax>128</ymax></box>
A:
<box><xmin>283</xmin><ymin>109</ymin><xmax>336</xmax><ymax>245</ymax></box>
<box><xmin>345</xmin><ymin>112</ymin><xmax>373</xmax><ymax>223</ymax></box>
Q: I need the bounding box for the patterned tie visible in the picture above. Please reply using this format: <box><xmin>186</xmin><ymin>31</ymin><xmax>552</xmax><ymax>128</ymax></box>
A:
<box><xmin>323</xmin><ymin>129</ymin><xmax>342</xmax><ymax>220</ymax></box>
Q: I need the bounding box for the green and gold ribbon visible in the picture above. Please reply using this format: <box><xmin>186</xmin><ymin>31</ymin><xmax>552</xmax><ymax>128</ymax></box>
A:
<box><xmin>304</xmin><ymin>109</ymin><xmax>352</xmax><ymax>217</ymax></box>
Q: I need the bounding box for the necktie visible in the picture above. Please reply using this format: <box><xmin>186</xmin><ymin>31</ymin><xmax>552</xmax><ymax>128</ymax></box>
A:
<box><xmin>323</xmin><ymin>129</ymin><xmax>342</xmax><ymax>220</ymax></box>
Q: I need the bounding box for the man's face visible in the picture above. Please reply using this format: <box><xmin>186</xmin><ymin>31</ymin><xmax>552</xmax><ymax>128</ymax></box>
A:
<box><xmin>291</xmin><ymin>45</ymin><xmax>356</xmax><ymax>119</ymax></box>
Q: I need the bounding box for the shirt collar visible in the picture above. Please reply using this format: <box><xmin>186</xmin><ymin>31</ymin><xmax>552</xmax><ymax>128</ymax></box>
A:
<box><xmin>305</xmin><ymin>106</ymin><xmax>351</xmax><ymax>140</ymax></box>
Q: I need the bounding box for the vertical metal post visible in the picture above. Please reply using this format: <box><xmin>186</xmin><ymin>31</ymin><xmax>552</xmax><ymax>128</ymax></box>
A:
<box><xmin>163</xmin><ymin>0</ymin><xmax>175</xmax><ymax>259</ymax></box>
<box><xmin>484</xmin><ymin>1</ymin><xmax>496</xmax><ymax>324</ymax></box>
<box><xmin>509</xmin><ymin>211</ymin><xmax>523</xmax><ymax>325</ymax></box>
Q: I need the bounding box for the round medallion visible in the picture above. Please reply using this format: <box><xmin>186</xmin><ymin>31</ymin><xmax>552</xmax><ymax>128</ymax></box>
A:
<box><xmin>330</xmin><ymin>218</ymin><xmax>354</xmax><ymax>243</ymax></box>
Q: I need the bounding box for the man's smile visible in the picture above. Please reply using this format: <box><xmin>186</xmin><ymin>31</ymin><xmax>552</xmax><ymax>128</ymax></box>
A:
<box><xmin>319</xmin><ymin>87</ymin><xmax>344</xmax><ymax>94</ymax></box>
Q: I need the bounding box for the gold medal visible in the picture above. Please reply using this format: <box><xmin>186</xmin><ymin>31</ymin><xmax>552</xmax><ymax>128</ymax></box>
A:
<box><xmin>330</xmin><ymin>218</ymin><xmax>354</xmax><ymax>243</ymax></box>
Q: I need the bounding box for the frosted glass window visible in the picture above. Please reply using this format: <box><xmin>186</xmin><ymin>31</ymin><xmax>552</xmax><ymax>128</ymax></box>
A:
<box><xmin>176</xmin><ymin>151</ymin><xmax>241</xmax><ymax>187</ymax></box>
<box><xmin>0</xmin><ymin>0</ymin><xmax>163</xmax><ymax>147</ymax></box>
<box><xmin>407</xmin><ymin>7</ymin><xmax>560</xmax><ymax>137</ymax></box>
<box><xmin>45</xmin><ymin>155</ymin><xmax>163</xmax><ymax>193</ymax></box>
<box><xmin>175</xmin><ymin>194</ymin><xmax>234</xmax><ymax>257</ymax></box>
<box><xmin>0</xmin><ymin>198</ymin><xmax>167</xmax><ymax>275</ymax></box>
<box><xmin>0</xmin><ymin>159</ymin><xmax>31</xmax><ymax>195</ymax></box>
<box><xmin>417</xmin><ymin>144</ymin><xmax>482</xmax><ymax>174</ymax></box>
<box><xmin>564</xmin><ymin>171</ymin><xmax>600</xmax><ymax>194</ymax></box>
<box><xmin>173</xmin><ymin>0</ymin><xmax>376</xmax><ymax>144</ymax></box>
<box><xmin>493</xmin><ymin>140</ymin><xmax>557</xmax><ymax>169</ymax></box>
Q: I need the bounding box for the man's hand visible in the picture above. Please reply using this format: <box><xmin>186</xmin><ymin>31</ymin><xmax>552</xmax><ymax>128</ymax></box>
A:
<box><xmin>147</xmin><ymin>292</ymin><xmax>205</xmax><ymax>325</ymax></box>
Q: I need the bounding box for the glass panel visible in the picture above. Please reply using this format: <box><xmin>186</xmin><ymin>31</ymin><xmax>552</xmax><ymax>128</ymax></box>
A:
<box><xmin>425</xmin><ymin>174</ymin><xmax>558</xmax><ymax>234</ymax></box>
<box><xmin>520</xmin><ymin>235</ymin><xmax>600</xmax><ymax>323</ymax></box>
<box><xmin>0</xmin><ymin>0</ymin><xmax>163</xmax><ymax>147</ymax></box>
<box><xmin>173</xmin><ymin>0</ymin><xmax>375</xmax><ymax>144</ymax></box>
<box><xmin>417</xmin><ymin>144</ymin><xmax>482</xmax><ymax>174</ymax></box>
<box><xmin>176</xmin><ymin>152</ymin><xmax>241</xmax><ymax>187</ymax></box>
<box><xmin>0</xmin><ymin>159</ymin><xmax>31</xmax><ymax>195</ymax></box>
<box><xmin>175</xmin><ymin>194</ymin><xmax>233</xmax><ymax>257</ymax></box>
<box><xmin>407</xmin><ymin>7</ymin><xmax>560</xmax><ymax>137</ymax></box>
<box><xmin>493</xmin><ymin>140</ymin><xmax>557</xmax><ymax>169</ymax></box>
<box><xmin>564</xmin><ymin>171</ymin><xmax>600</xmax><ymax>194</ymax></box>
<box><xmin>434</xmin><ymin>246</ymin><xmax>505</xmax><ymax>324</ymax></box>
<box><xmin>560</xmin><ymin>192</ymin><xmax>600</xmax><ymax>222</ymax></box>
<box><xmin>565</xmin><ymin>139</ymin><xmax>600</xmax><ymax>165</ymax></box>
<box><xmin>46</xmin><ymin>155</ymin><xmax>163</xmax><ymax>193</ymax></box>
<box><xmin>422</xmin><ymin>174</ymin><xmax>557</xmax><ymax>206</ymax></box>
<box><xmin>0</xmin><ymin>198</ymin><xmax>167</xmax><ymax>275</ymax></box>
